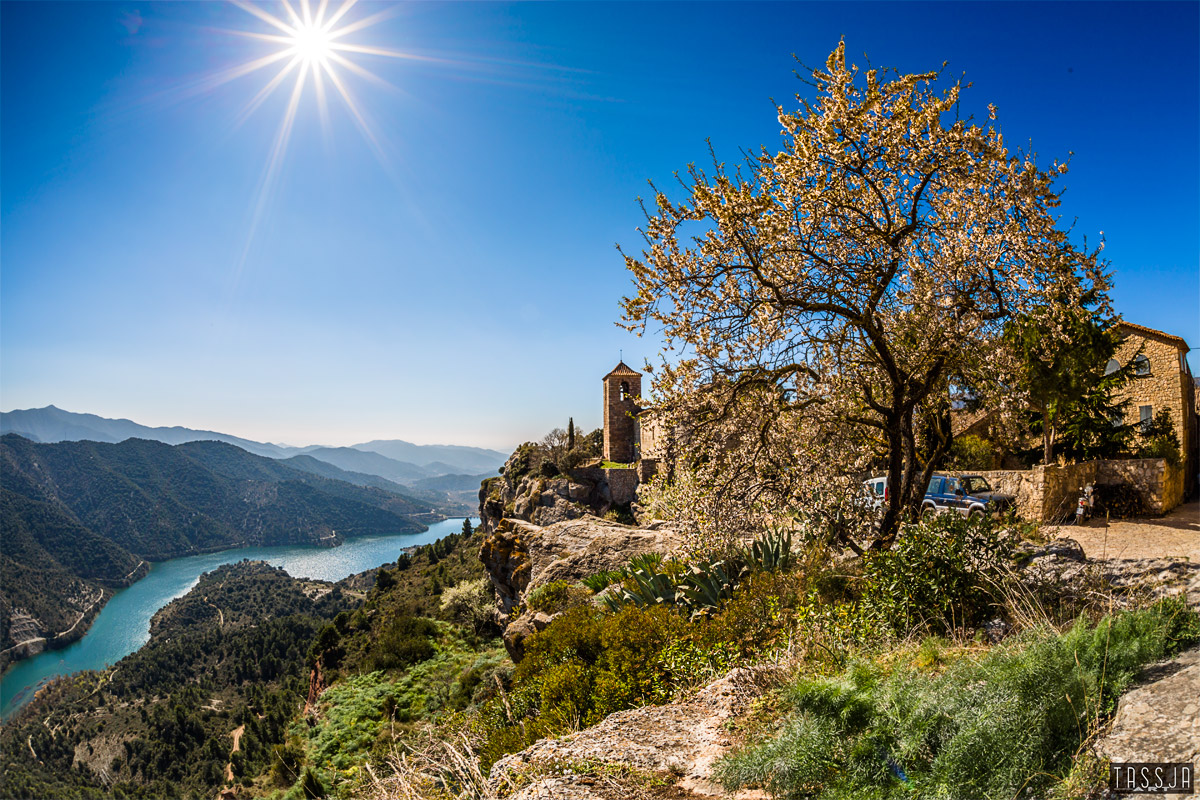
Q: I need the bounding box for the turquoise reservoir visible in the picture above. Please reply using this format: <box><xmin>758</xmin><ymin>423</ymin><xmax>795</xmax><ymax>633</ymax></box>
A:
<box><xmin>0</xmin><ymin>518</ymin><xmax>478</xmax><ymax>720</ymax></box>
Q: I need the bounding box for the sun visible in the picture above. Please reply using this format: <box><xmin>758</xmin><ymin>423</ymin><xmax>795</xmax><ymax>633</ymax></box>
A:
<box><xmin>209</xmin><ymin>1</ymin><xmax>418</xmax><ymax>273</ymax></box>
<box><xmin>216</xmin><ymin>0</ymin><xmax>417</xmax><ymax>161</ymax></box>
<box><xmin>289</xmin><ymin>20</ymin><xmax>334</xmax><ymax>65</ymax></box>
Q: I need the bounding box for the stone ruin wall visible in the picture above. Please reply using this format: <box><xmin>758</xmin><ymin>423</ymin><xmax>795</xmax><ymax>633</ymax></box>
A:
<box><xmin>602</xmin><ymin>467</ymin><xmax>641</xmax><ymax>506</ymax></box>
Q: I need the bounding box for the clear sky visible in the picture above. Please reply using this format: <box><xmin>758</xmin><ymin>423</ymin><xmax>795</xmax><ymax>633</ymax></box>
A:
<box><xmin>2</xmin><ymin>1</ymin><xmax>1197</xmax><ymax>450</ymax></box>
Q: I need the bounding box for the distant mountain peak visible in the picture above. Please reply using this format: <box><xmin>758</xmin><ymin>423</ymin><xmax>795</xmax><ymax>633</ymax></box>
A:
<box><xmin>0</xmin><ymin>407</ymin><xmax>507</xmax><ymax>483</ymax></box>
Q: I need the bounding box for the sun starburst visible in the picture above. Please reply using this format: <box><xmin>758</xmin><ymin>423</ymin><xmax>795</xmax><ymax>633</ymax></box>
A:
<box><xmin>212</xmin><ymin>0</ymin><xmax>420</xmax><ymax>280</ymax></box>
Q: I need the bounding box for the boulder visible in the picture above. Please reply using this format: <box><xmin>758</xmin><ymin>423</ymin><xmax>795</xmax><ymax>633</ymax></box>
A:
<box><xmin>502</xmin><ymin>611</ymin><xmax>558</xmax><ymax>662</ymax></box>
<box><xmin>488</xmin><ymin>667</ymin><xmax>776</xmax><ymax>799</ymax></box>
<box><xmin>1097</xmin><ymin>647</ymin><xmax>1200</xmax><ymax>797</ymax></box>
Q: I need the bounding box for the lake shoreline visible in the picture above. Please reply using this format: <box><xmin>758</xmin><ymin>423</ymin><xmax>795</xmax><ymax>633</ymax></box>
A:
<box><xmin>0</xmin><ymin>518</ymin><xmax>475</xmax><ymax>720</ymax></box>
<box><xmin>0</xmin><ymin>516</ymin><xmax>444</xmax><ymax>675</ymax></box>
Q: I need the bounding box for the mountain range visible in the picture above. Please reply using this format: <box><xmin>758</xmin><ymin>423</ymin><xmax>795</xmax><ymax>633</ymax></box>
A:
<box><xmin>0</xmin><ymin>406</ymin><xmax>506</xmax><ymax>485</ymax></box>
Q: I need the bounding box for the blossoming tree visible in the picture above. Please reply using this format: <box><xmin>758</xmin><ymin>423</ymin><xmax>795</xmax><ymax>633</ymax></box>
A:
<box><xmin>621</xmin><ymin>42</ymin><xmax>1109</xmax><ymax>549</ymax></box>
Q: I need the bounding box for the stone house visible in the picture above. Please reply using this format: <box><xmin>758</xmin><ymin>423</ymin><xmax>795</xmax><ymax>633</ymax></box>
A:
<box><xmin>1109</xmin><ymin>322</ymin><xmax>1197</xmax><ymax>493</ymax></box>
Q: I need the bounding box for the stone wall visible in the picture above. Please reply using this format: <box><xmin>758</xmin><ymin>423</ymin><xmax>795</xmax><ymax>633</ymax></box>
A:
<box><xmin>1040</xmin><ymin>461</ymin><xmax>1098</xmax><ymax>522</ymax></box>
<box><xmin>1095</xmin><ymin>458</ymin><xmax>1183</xmax><ymax>515</ymax></box>
<box><xmin>602</xmin><ymin>467</ymin><xmax>640</xmax><ymax>506</ymax></box>
<box><xmin>960</xmin><ymin>468</ymin><xmax>1044</xmax><ymax>520</ymax></box>
<box><xmin>958</xmin><ymin>458</ymin><xmax>1183</xmax><ymax>521</ymax></box>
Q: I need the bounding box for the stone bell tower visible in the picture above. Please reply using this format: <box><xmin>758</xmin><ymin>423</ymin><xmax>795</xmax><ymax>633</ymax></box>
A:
<box><xmin>602</xmin><ymin>361</ymin><xmax>641</xmax><ymax>463</ymax></box>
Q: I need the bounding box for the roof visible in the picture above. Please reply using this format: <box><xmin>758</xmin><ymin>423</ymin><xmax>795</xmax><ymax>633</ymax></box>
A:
<box><xmin>1116</xmin><ymin>321</ymin><xmax>1190</xmax><ymax>353</ymax></box>
<box><xmin>603</xmin><ymin>361</ymin><xmax>641</xmax><ymax>379</ymax></box>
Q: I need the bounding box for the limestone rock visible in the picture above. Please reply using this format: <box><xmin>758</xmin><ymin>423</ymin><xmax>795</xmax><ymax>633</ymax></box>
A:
<box><xmin>501</xmin><ymin>611</ymin><xmax>559</xmax><ymax>662</ymax></box>
<box><xmin>478</xmin><ymin>516</ymin><xmax>682</xmax><ymax>660</ymax></box>
<box><xmin>480</xmin><ymin>516</ymin><xmax>681</xmax><ymax>617</ymax></box>
<box><xmin>1097</xmin><ymin>648</ymin><xmax>1200</xmax><ymax>799</ymax></box>
<box><xmin>489</xmin><ymin>667</ymin><xmax>775</xmax><ymax>800</ymax></box>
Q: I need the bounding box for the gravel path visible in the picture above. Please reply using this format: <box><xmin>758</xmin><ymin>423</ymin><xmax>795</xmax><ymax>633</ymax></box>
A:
<box><xmin>1044</xmin><ymin>501</ymin><xmax>1199</xmax><ymax>562</ymax></box>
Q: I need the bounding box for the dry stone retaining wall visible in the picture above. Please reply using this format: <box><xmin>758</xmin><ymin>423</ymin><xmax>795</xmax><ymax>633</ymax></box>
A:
<box><xmin>601</xmin><ymin>467</ymin><xmax>640</xmax><ymax>506</ymax></box>
<box><xmin>958</xmin><ymin>458</ymin><xmax>1182</xmax><ymax>521</ymax></box>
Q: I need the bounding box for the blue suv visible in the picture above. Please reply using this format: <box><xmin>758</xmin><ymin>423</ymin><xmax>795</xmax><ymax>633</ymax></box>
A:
<box><xmin>921</xmin><ymin>474</ymin><xmax>1014</xmax><ymax>518</ymax></box>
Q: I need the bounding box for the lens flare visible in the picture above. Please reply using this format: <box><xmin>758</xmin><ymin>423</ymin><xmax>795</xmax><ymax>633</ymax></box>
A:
<box><xmin>215</xmin><ymin>0</ymin><xmax>422</xmax><ymax>282</ymax></box>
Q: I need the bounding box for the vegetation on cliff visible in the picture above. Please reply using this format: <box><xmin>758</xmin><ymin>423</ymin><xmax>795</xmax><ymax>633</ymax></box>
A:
<box><xmin>0</xmin><ymin>527</ymin><xmax>499</xmax><ymax>800</ymax></box>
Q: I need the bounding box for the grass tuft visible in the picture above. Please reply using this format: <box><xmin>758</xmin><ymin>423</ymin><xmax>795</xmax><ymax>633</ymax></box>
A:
<box><xmin>715</xmin><ymin>597</ymin><xmax>1199</xmax><ymax>800</ymax></box>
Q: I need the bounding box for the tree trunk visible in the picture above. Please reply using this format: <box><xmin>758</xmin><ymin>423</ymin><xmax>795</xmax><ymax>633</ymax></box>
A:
<box><xmin>1042</xmin><ymin>403</ymin><xmax>1054</xmax><ymax>465</ymax></box>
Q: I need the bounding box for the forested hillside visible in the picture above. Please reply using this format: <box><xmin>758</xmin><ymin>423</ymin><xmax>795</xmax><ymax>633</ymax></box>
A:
<box><xmin>0</xmin><ymin>562</ymin><xmax>352</xmax><ymax>799</ymax></box>
<box><xmin>0</xmin><ymin>435</ymin><xmax>432</xmax><ymax>656</ymax></box>
<box><xmin>0</xmin><ymin>527</ymin><xmax>495</xmax><ymax>800</ymax></box>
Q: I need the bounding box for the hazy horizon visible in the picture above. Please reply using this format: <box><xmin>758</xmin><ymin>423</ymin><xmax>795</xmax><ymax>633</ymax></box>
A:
<box><xmin>0</xmin><ymin>402</ymin><xmax>518</xmax><ymax>452</ymax></box>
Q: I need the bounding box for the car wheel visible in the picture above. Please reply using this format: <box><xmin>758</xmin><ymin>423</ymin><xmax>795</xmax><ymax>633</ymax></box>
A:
<box><xmin>921</xmin><ymin>505</ymin><xmax>936</xmax><ymax>519</ymax></box>
<box><xmin>969</xmin><ymin>508</ymin><xmax>984</xmax><ymax>519</ymax></box>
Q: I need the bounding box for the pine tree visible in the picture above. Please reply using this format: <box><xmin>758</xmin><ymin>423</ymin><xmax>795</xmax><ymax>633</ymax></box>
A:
<box><xmin>567</xmin><ymin>417</ymin><xmax>576</xmax><ymax>450</ymax></box>
<box><xmin>461</xmin><ymin>518</ymin><xmax>473</xmax><ymax>537</ymax></box>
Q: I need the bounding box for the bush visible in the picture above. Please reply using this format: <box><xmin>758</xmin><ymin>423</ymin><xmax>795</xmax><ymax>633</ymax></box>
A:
<box><xmin>526</xmin><ymin>580</ymin><xmax>590</xmax><ymax>615</ymax></box>
<box><xmin>485</xmin><ymin>604</ymin><xmax>690</xmax><ymax>759</ymax></box>
<box><xmin>858</xmin><ymin>512</ymin><xmax>1008</xmax><ymax>636</ymax></box>
<box><xmin>1136</xmin><ymin>409</ymin><xmax>1181</xmax><ymax>466</ymax></box>
<box><xmin>715</xmin><ymin>599</ymin><xmax>1199</xmax><ymax>800</ymax></box>
<box><xmin>947</xmin><ymin>434</ymin><xmax>995</xmax><ymax>470</ymax></box>
<box><xmin>369</xmin><ymin>616</ymin><xmax>438</xmax><ymax>671</ymax></box>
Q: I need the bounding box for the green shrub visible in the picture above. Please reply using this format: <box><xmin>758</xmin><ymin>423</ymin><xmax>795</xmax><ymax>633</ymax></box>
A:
<box><xmin>525</xmin><ymin>580</ymin><xmax>589</xmax><ymax>614</ymax></box>
<box><xmin>1136</xmin><ymin>409</ymin><xmax>1181</xmax><ymax>466</ymax></box>
<box><xmin>369</xmin><ymin>616</ymin><xmax>438</xmax><ymax>671</ymax></box>
<box><xmin>858</xmin><ymin>512</ymin><xmax>1008</xmax><ymax>636</ymax></box>
<box><xmin>715</xmin><ymin>599</ymin><xmax>1199</xmax><ymax>800</ymax></box>
<box><xmin>947</xmin><ymin>434</ymin><xmax>995</xmax><ymax>470</ymax></box>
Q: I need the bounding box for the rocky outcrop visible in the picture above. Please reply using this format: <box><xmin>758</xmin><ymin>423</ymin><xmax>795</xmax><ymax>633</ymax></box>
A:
<box><xmin>479</xmin><ymin>446</ymin><xmax>642</xmax><ymax>534</ymax></box>
<box><xmin>488</xmin><ymin>667</ymin><xmax>774</xmax><ymax>800</ymax></box>
<box><xmin>1016</xmin><ymin>537</ymin><xmax>1200</xmax><ymax>608</ymax></box>
<box><xmin>1097</xmin><ymin>647</ymin><xmax>1200</xmax><ymax>799</ymax></box>
<box><xmin>478</xmin><ymin>516</ymin><xmax>682</xmax><ymax>659</ymax></box>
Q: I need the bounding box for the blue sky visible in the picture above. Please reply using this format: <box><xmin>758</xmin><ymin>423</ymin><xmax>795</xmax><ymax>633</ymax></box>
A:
<box><xmin>3</xmin><ymin>1</ymin><xmax>1197</xmax><ymax>450</ymax></box>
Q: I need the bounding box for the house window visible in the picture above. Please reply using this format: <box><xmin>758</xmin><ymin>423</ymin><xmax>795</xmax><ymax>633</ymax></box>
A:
<box><xmin>1133</xmin><ymin>355</ymin><xmax>1151</xmax><ymax>376</ymax></box>
<box><xmin>1139</xmin><ymin>405</ymin><xmax>1153</xmax><ymax>432</ymax></box>
<box><xmin>1104</xmin><ymin>358</ymin><xmax>1120</xmax><ymax>376</ymax></box>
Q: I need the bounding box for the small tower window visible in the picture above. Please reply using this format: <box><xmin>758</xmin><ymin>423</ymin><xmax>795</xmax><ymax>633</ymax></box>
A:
<box><xmin>1133</xmin><ymin>355</ymin><xmax>1151</xmax><ymax>376</ymax></box>
<box><xmin>620</xmin><ymin>381</ymin><xmax>629</xmax><ymax>401</ymax></box>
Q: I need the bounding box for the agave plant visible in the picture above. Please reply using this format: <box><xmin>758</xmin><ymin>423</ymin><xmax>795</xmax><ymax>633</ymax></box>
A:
<box><xmin>627</xmin><ymin>552</ymin><xmax>665</xmax><ymax>574</ymax></box>
<box><xmin>582</xmin><ymin>568</ymin><xmax>626</xmax><ymax>593</ymax></box>
<box><xmin>620</xmin><ymin>564</ymin><xmax>680</xmax><ymax>608</ymax></box>
<box><xmin>745</xmin><ymin>526</ymin><xmax>793</xmax><ymax>572</ymax></box>
<box><xmin>678</xmin><ymin>560</ymin><xmax>748</xmax><ymax>618</ymax></box>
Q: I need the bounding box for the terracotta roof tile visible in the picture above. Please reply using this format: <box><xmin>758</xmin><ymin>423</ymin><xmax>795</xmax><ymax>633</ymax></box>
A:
<box><xmin>1116</xmin><ymin>321</ymin><xmax>1190</xmax><ymax>352</ymax></box>
<box><xmin>603</xmin><ymin>361</ymin><xmax>641</xmax><ymax>379</ymax></box>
